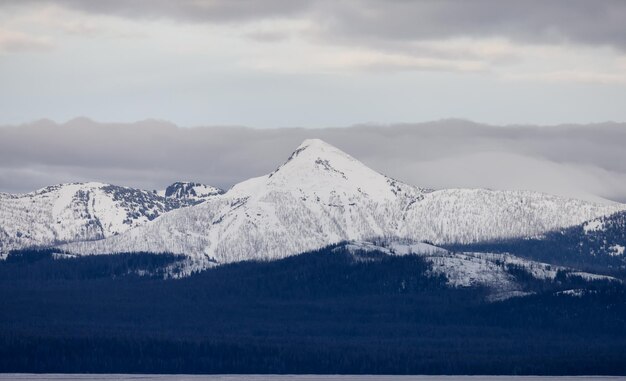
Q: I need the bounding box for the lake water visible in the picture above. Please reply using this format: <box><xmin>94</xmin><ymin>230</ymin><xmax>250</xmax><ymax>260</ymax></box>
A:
<box><xmin>1</xmin><ymin>376</ymin><xmax>625</xmax><ymax>381</ymax></box>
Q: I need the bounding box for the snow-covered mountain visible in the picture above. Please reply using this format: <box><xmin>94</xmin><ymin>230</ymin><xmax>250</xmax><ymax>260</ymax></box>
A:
<box><xmin>62</xmin><ymin>139</ymin><xmax>625</xmax><ymax>268</ymax></box>
<box><xmin>0</xmin><ymin>182</ymin><xmax>219</xmax><ymax>257</ymax></box>
<box><xmin>159</xmin><ymin>182</ymin><xmax>224</xmax><ymax>204</ymax></box>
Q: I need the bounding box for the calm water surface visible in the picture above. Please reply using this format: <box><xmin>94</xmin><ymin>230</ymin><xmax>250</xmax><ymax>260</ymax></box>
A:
<box><xmin>1</xmin><ymin>376</ymin><xmax>625</xmax><ymax>381</ymax></box>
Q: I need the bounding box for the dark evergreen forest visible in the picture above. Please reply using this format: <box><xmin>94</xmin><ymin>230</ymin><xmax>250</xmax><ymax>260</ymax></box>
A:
<box><xmin>1</xmin><ymin>247</ymin><xmax>625</xmax><ymax>375</ymax></box>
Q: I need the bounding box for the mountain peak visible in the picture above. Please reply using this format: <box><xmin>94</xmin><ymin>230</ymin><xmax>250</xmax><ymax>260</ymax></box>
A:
<box><xmin>267</xmin><ymin>139</ymin><xmax>365</xmax><ymax>183</ymax></box>
<box><xmin>164</xmin><ymin>182</ymin><xmax>224</xmax><ymax>201</ymax></box>
<box><xmin>278</xmin><ymin>139</ymin><xmax>362</xmax><ymax>172</ymax></box>
<box><xmin>286</xmin><ymin>139</ymin><xmax>353</xmax><ymax>163</ymax></box>
<box><xmin>229</xmin><ymin>138</ymin><xmax>425</xmax><ymax>206</ymax></box>
<box><xmin>296</xmin><ymin>138</ymin><xmax>334</xmax><ymax>150</ymax></box>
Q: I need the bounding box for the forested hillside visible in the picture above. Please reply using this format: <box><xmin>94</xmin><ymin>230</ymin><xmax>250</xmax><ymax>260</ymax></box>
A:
<box><xmin>1</xmin><ymin>246</ymin><xmax>624</xmax><ymax>375</ymax></box>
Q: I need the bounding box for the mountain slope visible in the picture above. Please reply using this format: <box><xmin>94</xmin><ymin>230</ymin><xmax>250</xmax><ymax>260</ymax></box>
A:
<box><xmin>446</xmin><ymin>209</ymin><xmax>626</xmax><ymax>275</ymax></box>
<box><xmin>0</xmin><ymin>182</ymin><xmax>219</xmax><ymax>258</ymax></box>
<box><xmin>62</xmin><ymin>139</ymin><xmax>625</xmax><ymax>268</ymax></box>
<box><xmin>403</xmin><ymin>188</ymin><xmax>615</xmax><ymax>244</ymax></box>
<box><xmin>339</xmin><ymin>241</ymin><xmax>618</xmax><ymax>300</ymax></box>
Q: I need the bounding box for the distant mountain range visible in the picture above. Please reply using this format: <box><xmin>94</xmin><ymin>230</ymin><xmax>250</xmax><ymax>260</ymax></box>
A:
<box><xmin>1</xmin><ymin>138</ymin><xmax>624</xmax><ymax>292</ymax></box>
<box><xmin>0</xmin><ymin>181</ymin><xmax>222</xmax><ymax>258</ymax></box>
<box><xmin>2</xmin><ymin>138</ymin><xmax>626</xmax><ymax>374</ymax></box>
<box><xmin>56</xmin><ymin>139</ymin><xmax>622</xmax><ymax>274</ymax></box>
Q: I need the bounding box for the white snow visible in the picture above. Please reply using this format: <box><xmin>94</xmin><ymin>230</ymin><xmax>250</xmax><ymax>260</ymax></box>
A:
<box><xmin>340</xmin><ymin>241</ymin><xmax>393</xmax><ymax>255</ymax></box>
<box><xmin>190</xmin><ymin>184</ymin><xmax>223</xmax><ymax>198</ymax></box>
<box><xmin>388</xmin><ymin>242</ymin><xmax>447</xmax><ymax>256</ymax></box>
<box><xmin>609</xmin><ymin>244</ymin><xmax>625</xmax><ymax>256</ymax></box>
<box><xmin>583</xmin><ymin>219</ymin><xmax>604</xmax><ymax>233</ymax></box>
<box><xmin>567</xmin><ymin>272</ymin><xmax>616</xmax><ymax>282</ymax></box>
<box><xmin>556</xmin><ymin>289</ymin><xmax>586</xmax><ymax>297</ymax></box>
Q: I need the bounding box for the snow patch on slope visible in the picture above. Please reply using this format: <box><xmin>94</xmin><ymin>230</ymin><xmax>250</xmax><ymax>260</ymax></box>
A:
<box><xmin>584</xmin><ymin>219</ymin><xmax>605</xmax><ymax>233</ymax></box>
<box><xmin>609</xmin><ymin>244</ymin><xmax>625</xmax><ymax>256</ymax></box>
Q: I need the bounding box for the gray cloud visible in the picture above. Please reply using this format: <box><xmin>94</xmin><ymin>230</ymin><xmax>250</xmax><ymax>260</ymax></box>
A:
<box><xmin>318</xmin><ymin>1</ymin><xmax>626</xmax><ymax>49</ymax></box>
<box><xmin>5</xmin><ymin>0</ymin><xmax>311</xmax><ymax>23</ymax></box>
<box><xmin>2</xmin><ymin>118</ymin><xmax>626</xmax><ymax>204</ymax></box>
<box><xmin>4</xmin><ymin>0</ymin><xmax>626</xmax><ymax>50</ymax></box>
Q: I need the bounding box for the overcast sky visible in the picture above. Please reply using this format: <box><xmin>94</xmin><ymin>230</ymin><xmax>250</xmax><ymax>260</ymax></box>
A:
<box><xmin>1</xmin><ymin>1</ymin><xmax>626</xmax><ymax>203</ymax></box>
<box><xmin>1</xmin><ymin>0</ymin><xmax>626</xmax><ymax>127</ymax></box>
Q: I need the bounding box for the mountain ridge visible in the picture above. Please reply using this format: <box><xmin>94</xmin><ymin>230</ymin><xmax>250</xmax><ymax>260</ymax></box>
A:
<box><xmin>60</xmin><ymin>139</ymin><xmax>626</xmax><ymax>269</ymax></box>
<box><xmin>0</xmin><ymin>181</ymin><xmax>221</xmax><ymax>258</ymax></box>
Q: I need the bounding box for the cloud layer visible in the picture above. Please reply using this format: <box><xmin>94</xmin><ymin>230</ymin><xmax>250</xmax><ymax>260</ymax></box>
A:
<box><xmin>1</xmin><ymin>1</ymin><xmax>626</xmax><ymax>127</ymax></box>
<box><xmin>1</xmin><ymin>1</ymin><xmax>625</xmax><ymax>203</ymax></box>
<box><xmin>8</xmin><ymin>1</ymin><xmax>626</xmax><ymax>49</ymax></box>
<box><xmin>2</xmin><ymin>119</ymin><xmax>626</xmax><ymax>204</ymax></box>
